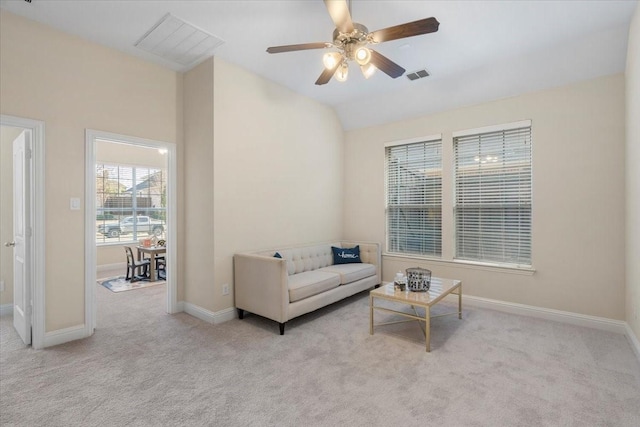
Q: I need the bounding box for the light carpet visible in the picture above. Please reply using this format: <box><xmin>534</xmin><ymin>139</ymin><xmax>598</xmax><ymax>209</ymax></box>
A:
<box><xmin>1</xmin><ymin>283</ymin><xmax>639</xmax><ymax>426</ymax></box>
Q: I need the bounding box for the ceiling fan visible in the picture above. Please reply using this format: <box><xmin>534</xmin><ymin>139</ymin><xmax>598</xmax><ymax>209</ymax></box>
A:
<box><xmin>266</xmin><ymin>0</ymin><xmax>439</xmax><ymax>85</ymax></box>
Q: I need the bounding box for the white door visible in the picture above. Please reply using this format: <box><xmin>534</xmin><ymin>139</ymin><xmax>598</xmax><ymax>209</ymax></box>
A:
<box><xmin>11</xmin><ymin>131</ymin><xmax>31</xmax><ymax>345</ymax></box>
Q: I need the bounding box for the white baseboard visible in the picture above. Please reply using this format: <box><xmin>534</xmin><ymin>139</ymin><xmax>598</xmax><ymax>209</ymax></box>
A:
<box><xmin>625</xmin><ymin>323</ymin><xmax>640</xmax><ymax>362</ymax></box>
<box><xmin>181</xmin><ymin>302</ymin><xmax>236</xmax><ymax>324</ymax></box>
<box><xmin>0</xmin><ymin>303</ymin><xmax>13</xmax><ymax>316</ymax></box>
<box><xmin>43</xmin><ymin>324</ymin><xmax>90</xmax><ymax>348</ymax></box>
<box><xmin>175</xmin><ymin>301</ymin><xmax>184</xmax><ymax>312</ymax></box>
<box><xmin>455</xmin><ymin>294</ymin><xmax>627</xmax><ymax>334</ymax></box>
<box><xmin>213</xmin><ymin>307</ymin><xmax>237</xmax><ymax>324</ymax></box>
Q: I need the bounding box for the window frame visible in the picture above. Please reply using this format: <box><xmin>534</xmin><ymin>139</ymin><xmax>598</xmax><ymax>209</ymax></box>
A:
<box><xmin>95</xmin><ymin>162</ymin><xmax>168</xmax><ymax>246</ymax></box>
<box><xmin>384</xmin><ymin>134</ymin><xmax>443</xmax><ymax>258</ymax></box>
<box><xmin>452</xmin><ymin>120</ymin><xmax>533</xmax><ymax>268</ymax></box>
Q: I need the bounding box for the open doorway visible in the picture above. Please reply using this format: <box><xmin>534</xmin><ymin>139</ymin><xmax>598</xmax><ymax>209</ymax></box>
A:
<box><xmin>0</xmin><ymin>115</ymin><xmax>45</xmax><ymax>349</ymax></box>
<box><xmin>85</xmin><ymin>130</ymin><xmax>177</xmax><ymax>334</ymax></box>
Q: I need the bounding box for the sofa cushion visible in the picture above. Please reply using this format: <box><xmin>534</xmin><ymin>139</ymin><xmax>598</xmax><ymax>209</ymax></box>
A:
<box><xmin>277</xmin><ymin>245</ymin><xmax>334</xmax><ymax>275</ymax></box>
<box><xmin>331</xmin><ymin>245</ymin><xmax>361</xmax><ymax>264</ymax></box>
<box><xmin>319</xmin><ymin>263</ymin><xmax>376</xmax><ymax>285</ymax></box>
<box><xmin>288</xmin><ymin>270</ymin><xmax>341</xmax><ymax>303</ymax></box>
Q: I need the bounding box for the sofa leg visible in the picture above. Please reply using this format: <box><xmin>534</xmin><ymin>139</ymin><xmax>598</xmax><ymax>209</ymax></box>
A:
<box><xmin>279</xmin><ymin>322</ymin><xmax>285</xmax><ymax>335</ymax></box>
<box><xmin>237</xmin><ymin>308</ymin><xmax>244</xmax><ymax>319</ymax></box>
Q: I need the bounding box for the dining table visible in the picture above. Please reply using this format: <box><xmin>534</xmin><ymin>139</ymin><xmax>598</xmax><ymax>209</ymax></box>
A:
<box><xmin>136</xmin><ymin>245</ymin><xmax>166</xmax><ymax>282</ymax></box>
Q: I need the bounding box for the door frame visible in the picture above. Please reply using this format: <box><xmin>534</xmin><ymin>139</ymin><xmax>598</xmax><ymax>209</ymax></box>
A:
<box><xmin>1</xmin><ymin>114</ymin><xmax>46</xmax><ymax>350</ymax></box>
<box><xmin>84</xmin><ymin>130</ymin><xmax>178</xmax><ymax>335</ymax></box>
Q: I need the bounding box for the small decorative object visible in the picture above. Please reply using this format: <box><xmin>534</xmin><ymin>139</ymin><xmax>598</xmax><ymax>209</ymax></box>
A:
<box><xmin>394</xmin><ymin>271</ymin><xmax>406</xmax><ymax>291</ymax></box>
<box><xmin>405</xmin><ymin>267</ymin><xmax>431</xmax><ymax>292</ymax></box>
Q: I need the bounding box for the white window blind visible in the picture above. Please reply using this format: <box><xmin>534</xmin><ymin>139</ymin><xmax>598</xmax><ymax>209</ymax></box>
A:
<box><xmin>454</xmin><ymin>125</ymin><xmax>532</xmax><ymax>265</ymax></box>
<box><xmin>386</xmin><ymin>139</ymin><xmax>442</xmax><ymax>257</ymax></box>
<box><xmin>96</xmin><ymin>164</ymin><xmax>167</xmax><ymax>244</ymax></box>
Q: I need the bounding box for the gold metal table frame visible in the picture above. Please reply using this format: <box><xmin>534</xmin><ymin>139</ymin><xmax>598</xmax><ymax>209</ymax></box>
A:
<box><xmin>369</xmin><ymin>278</ymin><xmax>462</xmax><ymax>352</ymax></box>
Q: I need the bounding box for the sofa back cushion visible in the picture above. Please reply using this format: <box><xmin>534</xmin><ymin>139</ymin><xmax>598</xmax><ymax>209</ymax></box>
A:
<box><xmin>275</xmin><ymin>244</ymin><xmax>334</xmax><ymax>275</ymax></box>
<box><xmin>256</xmin><ymin>242</ymin><xmax>377</xmax><ymax>276</ymax></box>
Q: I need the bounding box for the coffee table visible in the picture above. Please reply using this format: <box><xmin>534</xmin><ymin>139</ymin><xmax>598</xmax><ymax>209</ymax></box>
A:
<box><xmin>369</xmin><ymin>277</ymin><xmax>462</xmax><ymax>352</ymax></box>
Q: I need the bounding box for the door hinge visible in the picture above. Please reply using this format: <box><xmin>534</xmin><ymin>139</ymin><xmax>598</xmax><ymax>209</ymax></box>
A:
<box><xmin>26</xmin><ymin>148</ymin><xmax>32</xmax><ymax>159</ymax></box>
<box><xmin>26</xmin><ymin>227</ymin><xmax>33</xmax><ymax>237</ymax></box>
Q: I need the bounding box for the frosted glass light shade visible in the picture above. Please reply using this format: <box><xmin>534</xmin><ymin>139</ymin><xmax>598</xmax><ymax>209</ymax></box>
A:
<box><xmin>334</xmin><ymin>62</ymin><xmax>349</xmax><ymax>82</ymax></box>
<box><xmin>323</xmin><ymin>52</ymin><xmax>342</xmax><ymax>70</ymax></box>
<box><xmin>354</xmin><ymin>47</ymin><xmax>371</xmax><ymax>66</ymax></box>
<box><xmin>360</xmin><ymin>63</ymin><xmax>376</xmax><ymax>79</ymax></box>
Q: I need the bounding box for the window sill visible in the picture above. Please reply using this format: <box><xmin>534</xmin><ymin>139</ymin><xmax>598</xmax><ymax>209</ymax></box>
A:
<box><xmin>97</xmin><ymin>240</ymin><xmax>138</xmax><ymax>247</ymax></box>
<box><xmin>383</xmin><ymin>252</ymin><xmax>536</xmax><ymax>276</ymax></box>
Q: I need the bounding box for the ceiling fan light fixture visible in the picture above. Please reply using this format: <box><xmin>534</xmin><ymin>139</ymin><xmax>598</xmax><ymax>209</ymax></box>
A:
<box><xmin>322</xmin><ymin>51</ymin><xmax>342</xmax><ymax>70</ymax></box>
<box><xmin>360</xmin><ymin>63</ymin><xmax>376</xmax><ymax>79</ymax></box>
<box><xmin>266</xmin><ymin>1</ymin><xmax>439</xmax><ymax>86</ymax></box>
<box><xmin>334</xmin><ymin>62</ymin><xmax>349</xmax><ymax>82</ymax></box>
<box><xmin>354</xmin><ymin>46</ymin><xmax>372</xmax><ymax>65</ymax></box>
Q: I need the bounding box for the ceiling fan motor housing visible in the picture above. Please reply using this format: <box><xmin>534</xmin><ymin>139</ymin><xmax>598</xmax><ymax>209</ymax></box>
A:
<box><xmin>333</xmin><ymin>22</ymin><xmax>370</xmax><ymax>60</ymax></box>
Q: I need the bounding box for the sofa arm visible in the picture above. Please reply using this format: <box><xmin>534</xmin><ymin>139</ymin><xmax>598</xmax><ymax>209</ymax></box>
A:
<box><xmin>341</xmin><ymin>241</ymin><xmax>382</xmax><ymax>284</ymax></box>
<box><xmin>234</xmin><ymin>253</ymin><xmax>289</xmax><ymax>323</ymax></box>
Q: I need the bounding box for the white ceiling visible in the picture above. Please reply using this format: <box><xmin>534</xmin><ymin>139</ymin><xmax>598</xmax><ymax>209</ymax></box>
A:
<box><xmin>1</xmin><ymin>0</ymin><xmax>637</xmax><ymax>130</ymax></box>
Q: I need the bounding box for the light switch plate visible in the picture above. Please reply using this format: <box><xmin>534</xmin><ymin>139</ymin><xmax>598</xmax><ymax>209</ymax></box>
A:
<box><xmin>70</xmin><ymin>197</ymin><xmax>81</xmax><ymax>210</ymax></box>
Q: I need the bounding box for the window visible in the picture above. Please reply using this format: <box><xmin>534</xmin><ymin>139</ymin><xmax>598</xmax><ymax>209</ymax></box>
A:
<box><xmin>95</xmin><ymin>164</ymin><xmax>167</xmax><ymax>244</ymax></box>
<box><xmin>386</xmin><ymin>138</ymin><xmax>442</xmax><ymax>257</ymax></box>
<box><xmin>453</xmin><ymin>122</ymin><xmax>532</xmax><ymax>266</ymax></box>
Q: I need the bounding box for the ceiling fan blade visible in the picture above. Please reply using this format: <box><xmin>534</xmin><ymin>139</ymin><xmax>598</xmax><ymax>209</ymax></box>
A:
<box><xmin>324</xmin><ymin>0</ymin><xmax>354</xmax><ymax>33</ymax></box>
<box><xmin>370</xmin><ymin>17</ymin><xmax>440</xmax><ymax>43</ymax></box>
<box><xmin>315</xmin><ymin>62</ymin><xmax>340</xmax><ymax>86</ymax></box>
<box><xmin>267</xmin><ymin>42</ymin><xmax>330</xmax><ymax>54</ymax></box>
<box><xmin>369</xmin><ymin>50</ymin><xmax>405</xmax><ymax>79</ymax></box>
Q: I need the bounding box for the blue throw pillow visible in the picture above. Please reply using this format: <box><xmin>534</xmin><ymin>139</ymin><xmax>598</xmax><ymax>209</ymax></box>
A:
<box><xmin>332</xmin><ymin>246</ymin><xmax>361</xmax><ymax>264</ymax></box>
<box><xmin>274</xmin><ymin>252</ymin><xmax>282</xmax><ymax>258</ymax></box>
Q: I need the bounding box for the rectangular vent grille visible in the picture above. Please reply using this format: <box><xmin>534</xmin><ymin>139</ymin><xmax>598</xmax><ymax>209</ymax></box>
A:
<box><xmin>406</xmin><ymin>69</ymin><xmax>430</xmax><ymax>81</ymax></box>
<box><xmin>135</xmin><ymin>14</ymin><xmax>225</xmax><ymax>67</ymax></box>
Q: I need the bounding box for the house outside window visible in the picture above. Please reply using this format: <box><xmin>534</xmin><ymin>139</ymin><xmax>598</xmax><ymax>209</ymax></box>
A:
<box><xmin>95</xmin><ymin>164</ymin><xmax>167</xmax><ymax>244</ymax></box>
<box><xmin>385</xmin><ymin>137</ymin><xmax>442</xmax><ymax>257</ymax></box>
<box><xmin>453</xmin><ymin>121</ymin><xmax>532</xmax><ymax>266</ymax></box>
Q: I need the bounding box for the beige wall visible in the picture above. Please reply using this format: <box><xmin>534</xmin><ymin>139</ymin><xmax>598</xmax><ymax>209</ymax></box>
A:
<box><xmin>0</xmin><ymin>11</ymin><xmax>181</xmax><ymax>331</ymax></box>
<box><xmin>183</xmin><ymin>58</ymin><xmax>215</xmax><ymax>309</ymax></box>
<box><xmin>0</xmin><ymin>126</ymin><xmax>24</xmax><ymax>306</ymax></box>
<box><xmin>626</xmin><ymin>4</ymin><xmax>640</xmax><ymax>341</ymax></box>
<box><xmin>210</xmin><ymin>58</ymin><xmax>344</xmax><ymax>312</ymax></box>
<box><xmin>344</xmin><ymin>74</ymin><xmax>626</xmax><ymax>320</ymax></box>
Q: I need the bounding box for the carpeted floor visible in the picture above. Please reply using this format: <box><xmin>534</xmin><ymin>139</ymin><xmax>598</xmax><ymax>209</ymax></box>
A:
<box><xmin>1</xmin><ymin>283</ymin><xmax>639</xmax><ymax>426</ymax></box>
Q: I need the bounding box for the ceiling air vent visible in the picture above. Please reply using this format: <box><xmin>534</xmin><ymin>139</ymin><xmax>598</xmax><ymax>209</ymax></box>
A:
<box><xmin>135</xmin><ymin>13</ymin><xmax>225</xmax><ymax>68</ymax></box>
<box><xmin>406</xmin><ymin>69</ymin><xmax>430</xmax><ymax>81</ymax></box>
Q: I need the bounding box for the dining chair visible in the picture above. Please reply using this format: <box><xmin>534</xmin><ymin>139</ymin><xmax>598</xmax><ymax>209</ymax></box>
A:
<box><xmin>156</xmin><ymin>257</ymin><xmax>166</xmax><ymax>281</ymax></box>
<box><xmin>154</xmin><ymin>239</ymin><xmax>166</xmax><ymax>279</ymax></box>
<box><xmin>125</xmin><ymin>246</ymin><xmax>150</xmax><ymax>282</ymax></box>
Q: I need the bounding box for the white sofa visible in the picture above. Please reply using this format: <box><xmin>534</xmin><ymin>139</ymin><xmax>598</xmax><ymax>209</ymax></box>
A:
<box><xmin>234</xmin><ymin>241</ymin><xmax>381</xmax><ymax>334</ymax></box>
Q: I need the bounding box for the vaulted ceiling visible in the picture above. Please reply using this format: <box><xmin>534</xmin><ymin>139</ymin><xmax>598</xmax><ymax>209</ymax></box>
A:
<box><xmin>1</xmin><ymin>0</ymin><xmax>637</xmax><ymax>129</ymax></box>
